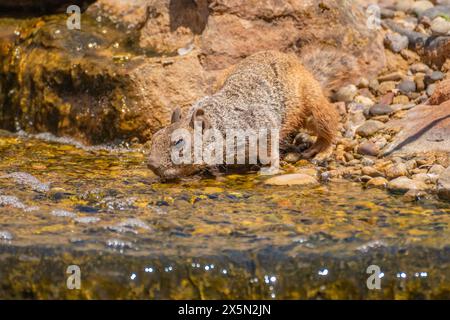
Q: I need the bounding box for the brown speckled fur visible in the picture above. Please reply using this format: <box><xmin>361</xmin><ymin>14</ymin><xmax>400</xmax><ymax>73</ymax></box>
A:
<box><xmin>148</xmin><ymin>50</ymin><xmax>339</xmax><ymax>179</ymax></box>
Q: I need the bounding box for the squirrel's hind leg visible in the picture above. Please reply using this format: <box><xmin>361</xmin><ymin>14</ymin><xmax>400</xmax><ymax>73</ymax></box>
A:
<box><xmin>301</xmin><ymin>97</ymin><xmax>339</xmax><ymax>159</ymax></box>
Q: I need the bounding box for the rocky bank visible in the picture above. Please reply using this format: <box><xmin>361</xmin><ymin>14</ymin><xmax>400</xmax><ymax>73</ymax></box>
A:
<box><xmin>0</xmin><ymin>0</ymin><xmax>385</xmax><ymax>143</ymax></box>
<box><xmin>0</xmin><ymin>0</ymin><xmax>449</xmax><ymax>200</ymax></box>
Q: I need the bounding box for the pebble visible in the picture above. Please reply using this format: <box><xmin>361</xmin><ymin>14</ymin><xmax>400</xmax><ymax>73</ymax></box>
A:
<box><xmin>362</xmin><ymin>166</ymin><xmax>384</xmax><ymax>177</ymax></box>
<box><xmin>378</xmin><ymin>81</ymin><xmax>397</xmax><ymax>95</ymax></box>
<box><xmin>414</xmin><ymin>73</ymin><xmax>426</xmax><ymax>91</ymax></box>
<box><xmin>379</xmin><ymin>92</ymin><xmax>395</xmax><ymax>105</ymax></box>
<box><xmin>411</xmin><ymin>1</ymin><xmax>435</xmax><ymax>16</ymax></box>
<box><xmin>384</xmin><ymin>33</ymin><xmax>409</xmax><ymax>53</ymax></box>
<box><xmin>393</xmin><ymin>95</ymin><xmax>410</xmax><ymax>104</ymax></box>
<box><xmin>387</xmin><ymin>177</ymin><xmax>428</xmax><ymax>194</ymax></box>
<box><xmin>385</xmin><ymin>163</ymin><xmax>409</xmax><ymax>179</ymax></box>
<box><xmin>430</xmin><ymin>16</ymin><xmax>450</xmax><ymax>34</ymax></box>
<box><xmin>429</xmin><ymin>164</ymin><xmax>446</xmax><ymax>175</ymax></box>
<box><xmin>265</xmin><ymin>174</ymin><xmax>319</xmax><ymax>186</ymax></box>
<box><xmin>420</xmin><ymin>5</ymin><xmax>450</xmax><ymax>20</ymax></box>
<box><xmin>398</xmin><ymin>79</ymin><xmax>417</xmax><ymax>94</ymax></box>
<box><xmin>369</xmin><ymin>79</ymin><xmax>380</xmax><ymax>92</ymax></box>
<box><xmin>369</xmin><ymin>104</ymin><xmax>394</xmax><ymax>116</ymax></box>
<box><xmin>284</xmin><ymin>152</ymin><xmax>301</xmax><ymax>163</ymax></box>
<box><xmin>356</xmin><ymin>120</ymin><xmax>385</xmax><ymax>137</ymax></box>
<box><xmin>357</xmin><ymin>77</ymin><xmax>370</xmax><ymax>88</ymax></box>
<box><xmin>425</xmin><ymin>71</ymin><xmax>445</xmax><ymax>85</ymax></box>
<box><xmin>357</xmin><ymin>142</ymin><xmax>380</xmax><ymax>156</ymax></box>
<box><xmin>396</xmin><ymin>0</ymin><xmax>415</xmax><ymax>13</ymax></box>
<box><xmin>366</xmin><ymin>177</ymin><xmax>389</xmax><ymax>189</ymax></box>
<box><xmin>412</xmin><ymin>173</ymin><xmax>439</xmax><ymax>183</ymax></box>
<box><xmin>410</xmin><ymin>63</ymin><xmax>431</xmax><ymax>73</ymax></box>
<box><xmin>354</xmin><ymin>95</ymin><xmax>374</xmax><ymax>108</ymax></box>
<box><xmin>403</xmin><ymin>189</ymin><xmax>428</xmax><ymax>201</ymax></box>
<box><xmin>334</xmin><ymin>84</ymin><xmax>358</xmax><ymax>102</ymax></box>
<box><xmin>405</xmin><ymin>159</ymin><xmax>417</xmax><ymax>171</ymax></box>
<box><xmin>427</xmin><ymin>83</ymin><xmax>437</xmax><ymax>96</ymax></box>
<box><xmin>378</xmin><ymin>72</ymin><xmax>404</xmax><ymax>82</ymax></box>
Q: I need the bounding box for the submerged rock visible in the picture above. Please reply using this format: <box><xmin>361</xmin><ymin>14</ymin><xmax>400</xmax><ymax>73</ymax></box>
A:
<box><xmin>265</xmin><ymin>174</ymin><xmax>319</xmax><ymax>186</ymax></box>
<box><xmin>366</xmin><ymin>177</ymin><xmax>389</xmax><ymax>189</ymax></box>
<box><xmin>387</xmin><ymin>176</ymin><xmax>428</xmax><ymax>194</ymax></box>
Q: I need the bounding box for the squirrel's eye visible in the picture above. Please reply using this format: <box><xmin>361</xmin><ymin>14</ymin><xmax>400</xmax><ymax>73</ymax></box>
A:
<box><xmin>174</xmin><ymin>138</ymin><xmax>184</xmax><ymax>148</ymax></box>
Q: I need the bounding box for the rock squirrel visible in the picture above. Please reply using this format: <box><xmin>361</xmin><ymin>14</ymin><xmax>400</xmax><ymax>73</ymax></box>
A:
<box><xmin>148</xmin><ymin>50</ymin><xmax>339</xmax><ymax>179</ymax></box>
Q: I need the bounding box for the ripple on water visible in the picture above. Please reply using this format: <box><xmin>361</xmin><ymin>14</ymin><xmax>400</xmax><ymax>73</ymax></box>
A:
<box><xmin>0</xmin><ymin>195</ymin><xmax>39</xmax><ymax>212</ymax></box>
<box><xmin>0</xmin><ymin>172</ymin><xmax>50</xmax><ymax>192</ymax></box>
<box><xmin>74</xmin><ymin>217</ymin><xmax>101</xmax><ymax>224</ymax></box>
<box><xmin>107</xmin><ymin>218</ymin><xmax>152</xmax><ymax>234</ymax></box>
<box><xmin>106</xmin><ymin>238</ymin><xmax>134</xmax><ymax>249</ymax></box>
<box><xmin>0</xmin><ymin>230</ymin><xmax>13</xmax><ymax>240</ymax></box>
<box><xmin>50</xmin><ymin>209</ymin><xmax>77</xmax><ymax>218</ymax></box>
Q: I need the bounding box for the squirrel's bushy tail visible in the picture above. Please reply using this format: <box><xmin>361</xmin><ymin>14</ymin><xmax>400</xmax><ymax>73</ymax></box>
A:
<box><xmin>299</xmin><ymin>45</ymin><xmax>362</xmax><ymax>98</ymax></box>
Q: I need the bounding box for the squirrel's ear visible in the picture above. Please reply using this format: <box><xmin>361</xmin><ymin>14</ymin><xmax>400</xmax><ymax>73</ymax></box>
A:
<box><xmin>171</xmin><ymin>107</ymin><xmax>182</xmax><ymax>124</ymax></box>
<box><xmin>189</xmin><ymin>108</ymin><xmax>211</xmax><ymax>132</ymax></box>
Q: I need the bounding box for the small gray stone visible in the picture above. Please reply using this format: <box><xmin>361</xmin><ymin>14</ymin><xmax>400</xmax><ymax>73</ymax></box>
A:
<box><xmin>420</xmin><ymin>5</ymin><xmax>450</xmax><ymax>19</ymax></box>
<box><xmin>431</xmin><ymin>16</ymin><xmax>450</xmax><ymax>34</ymax></box>
<box><xmin>384</xmin><ymin>33</ymin><xmax>409</xmax><ymax>53</ymax></box>
<box><xmin>369</xmin><ymin>103</ymin><xmax>394</xmax><ymax>116</ymax></box>
<box><xmin>356</xmin><ymin>120</ymin><xmax>385</xmax><ymax>137</ymax></box>
<box><xmin>412</xmin><ymin>1</ymin><xmax>435</xmax><ymax>16</ymax></box>
<box><xmin>430</xmin><ymin>71</ymin><xmax>445</xmax><ymax>82</ymax></box>
<box><xmin>398</xmin><ymin>80</ymin><xmax>417</xmax><ymax>94</ymax></box>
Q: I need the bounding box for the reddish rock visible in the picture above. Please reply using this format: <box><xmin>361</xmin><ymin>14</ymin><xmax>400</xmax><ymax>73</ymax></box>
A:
<box><xmin>384</xmin><ymin>101</ymin><xmax>450</xmax><ymax>155</ymax></box>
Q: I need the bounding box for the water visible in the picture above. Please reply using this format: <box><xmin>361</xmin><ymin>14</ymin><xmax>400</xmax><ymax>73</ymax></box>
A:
<box><xmin>0</xmin><ymin>131</ymin><xmax>449</xmax><ymax>299</ymax></box>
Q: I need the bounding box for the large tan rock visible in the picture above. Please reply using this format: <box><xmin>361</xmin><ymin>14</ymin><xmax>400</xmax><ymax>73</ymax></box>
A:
<box><xmin>0</xmin><ymin>0</ymin><xmax>386</xmax><ymax>144</ymax></box>
<box><xmin>91</xmin><ymin>0</ymin><xmax>386</xmax><ymax>94</ymax></box>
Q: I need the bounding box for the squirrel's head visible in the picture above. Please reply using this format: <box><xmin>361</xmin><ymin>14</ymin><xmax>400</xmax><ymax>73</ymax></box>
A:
<box><xmin>147</xmin><ymin>105</ymin><xmax>212</xmax><ymax>180</ymax></box>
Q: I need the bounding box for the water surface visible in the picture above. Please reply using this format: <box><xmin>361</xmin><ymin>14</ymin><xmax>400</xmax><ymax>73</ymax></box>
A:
<box><xmin>0</xmin><ymin>131</ymin><xmax>449</xmax><ymax>299</ymax></box>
